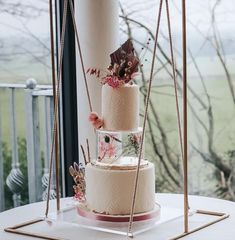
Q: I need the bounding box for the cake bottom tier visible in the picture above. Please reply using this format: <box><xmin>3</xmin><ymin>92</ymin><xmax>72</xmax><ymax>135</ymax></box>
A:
<box><xmin>85</xmin><ymin>162</ymin><xmax>155</xmax><ymax>215</ymax></box>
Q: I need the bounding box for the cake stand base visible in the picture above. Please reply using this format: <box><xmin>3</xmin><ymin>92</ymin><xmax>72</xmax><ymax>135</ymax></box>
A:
<box><xmin>4</xmin><ymin>203</ymin><xmax>228</xmax><ymax>239</ymax></box>
<box><xmin>45</xmin><ymin>201</ymin><xmax>184</xmax><ymax>236</ymax></box>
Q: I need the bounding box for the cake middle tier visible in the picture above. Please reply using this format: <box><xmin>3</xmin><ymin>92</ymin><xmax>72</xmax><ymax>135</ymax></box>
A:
<box><xmin>96</xmin><ymin>128</ymin><xmax>144</xmax><ymax>164</ymax></box>
<box><xmin>85</xmin><ymin>162</ymin><xmax>155</xmax><ymax>215</ymax></box>
<box><xmin>102</xmin><ymin>83</ymin><xmax>139</xmax><ymax>131</ymax></box>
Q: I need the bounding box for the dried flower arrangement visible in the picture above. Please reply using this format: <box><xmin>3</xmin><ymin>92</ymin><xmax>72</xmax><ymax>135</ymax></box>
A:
<box><xmin>69</xmin><ymin>162</ymin><xmax>86</xmax><ymax>202</ymax></box>
<box><xmin>69</xmin><ymin>139</ymin><xmax>91</xmax><ymax>201</ymax></box>
<box><xmin>88</xmin><ymin>112</ymin><xmax>104</xmax><ymax>130</ymax></box>
<box><xmin>87</xmin><ymin>39</ymin><xmax>140</xmax><ymax>89</ymax></box>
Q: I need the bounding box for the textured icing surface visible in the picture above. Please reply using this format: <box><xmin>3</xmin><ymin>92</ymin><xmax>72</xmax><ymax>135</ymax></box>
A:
<box><xmin>102</xmin><ymin>84</ymin><xmax>139</xmax><ymax>131</ymax></box>
<box><xmin>85</xmin><ymin>162</ymin><xmax>155</xmax><ymax>215</ymax></box>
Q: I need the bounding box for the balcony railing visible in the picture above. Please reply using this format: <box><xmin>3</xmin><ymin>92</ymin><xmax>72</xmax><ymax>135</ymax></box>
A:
<box><xmin>0</xmin><ymin>79</ymin><xmax>58</xmax><ymax>211</ymax></box>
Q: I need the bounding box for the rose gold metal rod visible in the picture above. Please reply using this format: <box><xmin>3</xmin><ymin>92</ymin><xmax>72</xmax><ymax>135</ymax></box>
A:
<box><xmin>68</xmin><ymin>0</ymin><xmax>93</xmax><ymax>112</ymax></box>
<box><xmin>68</xmin><ymin>0</ymin><xmax>96</xmax><ymax>136</ymax></box>
<box><xmin>45</xmin><ymin>0</ymin><xmax>68</xmax><ymax>217</ymax></box>
<box><xmin>182</xmin><ymin>0</ymin><xmax>189</xmax><ymax>233</ymax></box>
<box><xmin>169</xmin><ymin>214</ymin><xmax>229</xmax><ymax>240</ymax></box>
<box><xmin>127</xmin><ymin>0</ymin><xmax>164</xmax><ymax>237</ymax></box>
<box><xmin>165</xmin><ymin>0</ymin><xmax>184</xmax><ymax>165</ymax></box>
<box><xmin>49</xmin><ymin>0</ymin><xmax>60</xmax><ymax>212</ymax></box>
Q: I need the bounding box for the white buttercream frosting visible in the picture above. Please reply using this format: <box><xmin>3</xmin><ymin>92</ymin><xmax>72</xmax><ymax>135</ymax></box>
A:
<box><xmin>101</xmin><ymin>84</ymin><xmax>139</xmax><ymax>131</ymax></box>
<box><xmin>85</xmin><ymin>162</ymin><xmax>155</xmax><ymax>215</ymax></box>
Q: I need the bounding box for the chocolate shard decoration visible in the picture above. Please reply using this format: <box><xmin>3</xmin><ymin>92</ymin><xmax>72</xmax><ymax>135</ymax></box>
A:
<box><xmin>110</xmin><ymin>39</ymin><xmax>134</xmax><ymax>66</ymax></box>
<box><xmin>109</xmin><ymin>39</ymin><xmax>139</xmax><ymax>81</ymax></box>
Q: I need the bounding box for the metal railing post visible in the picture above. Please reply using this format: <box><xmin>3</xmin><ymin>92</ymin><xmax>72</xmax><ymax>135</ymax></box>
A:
<box><xmin>0</xmin><ymin>82</ymin><xmax>53</xmax><ymax>208</ymax></box>
<box><xmin>42</xmin><ymin>95</ymin><xmax>56</xmax><ymax>200</ymax></box>
<box><xmin>6</xmin><ymin>88</ymin><xmax>24</xmax><ymax>207</ymax></box>
<box><xmin>25</xmin><ymin>79</ymin><xmax>42</xmax><ymax>203</ymax></box>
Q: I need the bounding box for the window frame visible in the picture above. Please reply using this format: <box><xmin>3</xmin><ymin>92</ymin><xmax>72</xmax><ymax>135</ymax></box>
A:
<box><xmin>56</xmin><ymin>0</ymin><xmax>79</xmax><ymax>197</ymax></box>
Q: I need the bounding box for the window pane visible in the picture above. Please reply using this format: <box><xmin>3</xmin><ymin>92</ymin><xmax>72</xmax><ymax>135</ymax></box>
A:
<box><xmin>0</xmin><ymin>0</ymin><xmax>55</xmax><ymax>211</ymax></box>
<box><xmin>119</xmin><ymin>0</ymin><xmax>235</xmax><ymax>200</ymax></box>
<box><xmin>0</xmin><ymin>0</ymin><xmax>51</xmax><ymax>84</ymax></box>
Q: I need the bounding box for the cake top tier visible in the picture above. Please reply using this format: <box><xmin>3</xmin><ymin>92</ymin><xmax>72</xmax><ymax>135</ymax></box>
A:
<box><xmin>88</xmin><ymin>39</ymin><xmax>140</xmax><ymax>131</ymax></box>
<box><xmin>101</xmin><ymin>83</ymin><xmax>139</xmax><ymax>131</ymax></box>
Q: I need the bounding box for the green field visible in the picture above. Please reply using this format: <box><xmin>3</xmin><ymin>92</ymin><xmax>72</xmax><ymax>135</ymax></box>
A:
<box><xmin>0</xmin><ymin>75</ymin><xmax>234</xmax><ymax>199</ymax></box>
<box><xmin>1</xmin><ymin>76</ymin><xmax>234</xmax><ymax>154</ymax></box>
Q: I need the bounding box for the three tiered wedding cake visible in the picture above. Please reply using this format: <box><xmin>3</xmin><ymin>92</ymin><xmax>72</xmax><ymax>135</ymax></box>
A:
<box><xmin>85</xmin><ymin>39</ymin><xmax>156</xmax><ymax>215</ymax></box>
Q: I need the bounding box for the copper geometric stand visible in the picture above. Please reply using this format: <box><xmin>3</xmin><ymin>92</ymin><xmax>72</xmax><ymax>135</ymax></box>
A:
<box><xmin>4</xmin><ymin>218</ymin><xmax>60</xmax><ymax>240</ymax></box>
<box><xmin>170</xmin><ymin>0</ymin><xmax>230</xmax><ymax>239</ymax></box>
<box><xmin>170</xmin><ymin>210</ymin><xmax>229</xmax><ymax>240</ymax></box>
<box><xmin>4</xmin><ymin>208</ymin><xmax>229</xmax><ymax>240</ymax></box>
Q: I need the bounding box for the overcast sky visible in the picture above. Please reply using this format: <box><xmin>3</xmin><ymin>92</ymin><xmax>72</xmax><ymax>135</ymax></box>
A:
<box><xmin>0</xmin><ymin>0</ymin><xmax>234</xmax><ymax>82</ymax></box>
<box><xmin>1</xmin><ymin>0</ymin><xmax>234</xmax><ymax>39</ymax></box>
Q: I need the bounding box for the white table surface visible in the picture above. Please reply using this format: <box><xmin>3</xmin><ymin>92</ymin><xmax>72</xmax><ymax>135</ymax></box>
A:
<box><xmin>0</xmin><ymin>193</ymin><xmax>235</xmax><ymax>240</ymax></box>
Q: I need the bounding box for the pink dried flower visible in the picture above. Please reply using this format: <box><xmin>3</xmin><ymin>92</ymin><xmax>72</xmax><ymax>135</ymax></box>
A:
<box><xmin>102</xmin><ymin>76</ymin><xmax>124</xmax><ymax>89</ymax></box>
<box><xmin>131</xmin><ymin>72</ymin><xmax>139</xmax><ymax>79</ymax></box>
<box><xmin>93</xmin><ymin>118</ymin><xmax>104</xmax><ymax>129</ymax></box>
<box><xmin>88</xmin><ymin>112</ymin><xmax>104</xmax><ymax>129</ymax></box>
<box><xmin>73</xmin><ymin>185</ymin><xmax>86</xmax><ymax>202</ymax></box>
<box><xmin>88</xmin><ymin>112</ymin><xmax>99</xmax><ymax>122</ymax></box>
